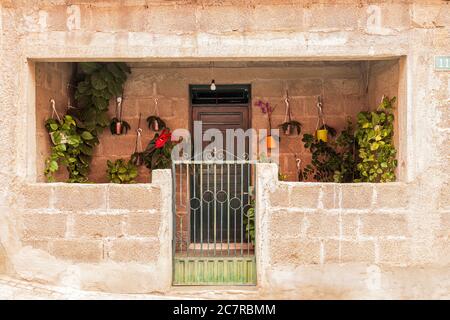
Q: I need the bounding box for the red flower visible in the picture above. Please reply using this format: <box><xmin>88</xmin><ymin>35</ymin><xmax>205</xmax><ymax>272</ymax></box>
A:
<box><xmin>155</xmin><ymin>129</ymin><xmax>172</xmax><ymax>148</ymax></box>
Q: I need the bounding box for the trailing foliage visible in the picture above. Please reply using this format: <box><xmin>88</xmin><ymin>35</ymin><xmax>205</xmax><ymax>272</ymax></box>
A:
<box><xmin>45</xmin><ymin>62</ymin><xmax>130</xmax><ymax>182</ymax></box>
<box><xmin>301</xmin><ymin>121</ymin><xmax>357</xmax><ymax>183</ymax></box>
<box><xmin>72</xmin><ymin>62</ymin><xmax>131</xmax><ymax>135</ymax></box>
<box><xmin>354</xmin><ymin>96</ymin><xmax>397</xmax><ymax>182</ymax></box>
<box><xmin>44</xmin><ymin>115</ymin><xmax>94</xmax><ymax>182</ymax></box>
<box><xmin>243</xmin><ymin>200</ymin><xmax>255</xmax><ymax>245</ymax></box>
<box><xmin>333</xmin><ymin>119</ymin><xmax>359</xmax><ymax>183</ymax></box>
<box><xmin>142</xmin><ymin>129</ymin><xmax>180</xmax><ymax>170</ymax></box>
<box><xmin>106</xmin><ymin>158</ymin><xmax>138</xmax><ymax>184</ymax></box>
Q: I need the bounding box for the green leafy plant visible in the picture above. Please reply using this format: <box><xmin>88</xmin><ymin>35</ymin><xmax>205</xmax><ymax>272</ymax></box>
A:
<box><xmin>301</xmin><ymin>125</ymin><xmax>341</xmax><ymax>182</ymax></box>
<box><xmin>301</xmin><ymin>121</ymin><xmax>357</xmax><ymax>183</ymax></box>
<box><xmin>354</xmin><ymin>96</ymin><xmax>397</xmax><ymax>182</ymax></box>
<box><xmin>44</xmin><ymin>115</ymin><xmax>94</xmax><ymax>182</ymax></box>
<box><xmin>142</xmin><ymin>129</ymin><xmax>180</xmax><ymax>170</ymax></box>
<box><xmin>333</xmin><ymin>119</ymin><xmax>359</xmax><ymax>183</ymax></box>
<box><xmin>45</xmin><ymin>62</ymin><xmax>131</xmax><ymax>182</ymax></box>
<box><xmin>278</xmin><ymin>172</ymin><xmax>288</xmax><ymax>181</ymax></box>
<box><xmin>243</xmin><ymin>200</ymin><xmax>255</xmax><ymax>245</ymax></box>
<box><xmin>106</xmin><ymin>159</ymin><xmax>138</xmax><ymax>183</ymax></box>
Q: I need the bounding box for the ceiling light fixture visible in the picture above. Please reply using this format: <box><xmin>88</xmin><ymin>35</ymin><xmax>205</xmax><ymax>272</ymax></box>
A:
<box><xmin>210</xmin><ymin>62</ymin><xmax>216</xmax><ymax>91</ymax></box>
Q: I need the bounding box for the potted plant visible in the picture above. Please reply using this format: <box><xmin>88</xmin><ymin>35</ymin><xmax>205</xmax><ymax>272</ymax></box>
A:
<box><xmin>146</xmin><ymin>115</ymin><xmax>166</xmax><ymax>132</ymax></box>
<box><xmin>106</xmin><ymin>158</ymin><xmax>138</xmax><ymax>183</ymax></box>
<box><xmin>110</xmin><ymin>96</ymin><xmax>131</xmax><ymax>135</ymax></box>
<box><xmin>142</xmin><ymin>128</ymin><xmax>181</xmax><ymax>170</ymax></box>
<box><xmin>146</xmin><ymin>98</ymin><xmax>166</xmax><ymax>132</ymax></box>
<box><xmin>354</xmin><ymin>96</ymin><xmax>397</xmax><ymax>182</ymax></box>
<box><xmin>255</xmin><ymin>100</ymin><xmax>277</xmax><ymax>149</ymax></box>
<box><xmin>315</xmin><ymin>96</ymin><xmax>332</xmax><ymax>142</ymax></box>
<box><xmin>279</xmin><ymin>91</ymin><xmax>302</xmax><ymax>136</ymax></box>
<box><xmin>243</xmin><ymin>200</ymin><xmax>255</xmax><ymax>245</ymax></box>
<box><xmin>44</xmin><ymin>114</ymin><xmax>94</xmax><ymax>182</ymax></box>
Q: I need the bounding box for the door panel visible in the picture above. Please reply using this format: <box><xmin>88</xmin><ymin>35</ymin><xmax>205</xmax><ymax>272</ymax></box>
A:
<box><xmin>191</xmin><ymin>106</ymin><xmax>249</xmax><ymax>245</ymax></box>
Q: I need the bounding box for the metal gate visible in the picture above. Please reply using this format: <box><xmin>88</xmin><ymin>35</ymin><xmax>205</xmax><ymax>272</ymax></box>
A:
<box><xmin>172</xmin><ymin>156</ymin><xmax>256</xmax><ymax>285</ymax></box>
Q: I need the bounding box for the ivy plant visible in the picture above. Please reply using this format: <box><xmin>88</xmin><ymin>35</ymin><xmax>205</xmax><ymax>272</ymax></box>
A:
<box><xmin>45</xmin><ymin>62</ymin><xmax>130</xmax><ymax>182</ymax></box>
<box><xmin>106</xmin><ymin>159</ymin><xmax>138</xmax><ymax>184</ymax></box>
<box><xmin>354</xmin><ymin>96</ymin><xmax>397</xmax><ymax>182</ymax></box>
<box><xmin>301</xmin><ymin>125</ymin><xmax>340</xmax><ymax>182</ymax></box>
<box><xmin>333</xmin><ymin>119</ymin><xmax>359</xmax><ymax>183</ymax></box>
<box><xmin>44</xmin><ymin>115</ymin><xmax>94</xmax><ymax>182</ymax></box>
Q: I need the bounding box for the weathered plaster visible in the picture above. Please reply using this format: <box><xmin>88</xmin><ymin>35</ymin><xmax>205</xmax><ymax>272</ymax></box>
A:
<box><xmin>0</xmin><ymin>0</ymin><xmax>448</xmax><ymax>298</ymax></box>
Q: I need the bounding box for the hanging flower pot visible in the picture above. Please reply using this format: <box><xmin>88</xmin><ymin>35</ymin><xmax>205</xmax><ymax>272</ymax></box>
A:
<box><xmin>278</xmin><ymin>91</ymin><xmax>302</xmax><ymax>136</ymax></box>
<box><xmin>110</xmin><ymin>96</ymin><xmax>131</xmax><ymax>135</ymax></box>
<box><xmin>146</xmin><ymin>116</ymin><xmax>166</xmax><ymax>132</ymax></box>
<box><xmin>266</xmin><ymin>135</ymin><xmax>277</xmax><ymax>149</ymax></box>
<box><xmin>316</xmin><ymin>128</ymin><xmax>328</xmax><ymax>142</ymax></box>
<box><xmin>115</xmin><ymin>121</ymin><xmax>122</xmax><ymax>135</ymax></box>
<box><xmin>110</xmin><ymin>118</ymin><xmax>131</xmax><ymax>135</ymax></box>
<box><xmin>279</xmin><ymin>120</ymin><xmax>302</xmax><ymax>136</ymax></box>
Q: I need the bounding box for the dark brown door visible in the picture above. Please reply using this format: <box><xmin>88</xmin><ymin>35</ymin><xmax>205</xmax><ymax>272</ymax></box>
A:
<box><xmin>190</xmin><ymin>105</ymin><xmax>250</xmax><ymax>245</ymax></box>
<box><xmin>192</xmin><ymin>105</ymin><xmax>249</xmax><ymax>156</ymax></box>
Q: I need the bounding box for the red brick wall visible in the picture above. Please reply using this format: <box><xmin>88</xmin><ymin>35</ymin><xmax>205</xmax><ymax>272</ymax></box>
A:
<box><xmin>36</xmin><ymin>61</ymin><xmax>399</xmax><ymax>182</ymax></box>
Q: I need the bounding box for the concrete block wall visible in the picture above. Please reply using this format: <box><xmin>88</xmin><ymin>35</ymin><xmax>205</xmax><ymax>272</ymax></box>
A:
<box><xmin>11</xmin><ymin>170</ymin><xmax>172</xmax><ymax>293</ymax></box>
<box><xmin>0</xmin><ymin>0</ymin><xmax>448</xmax><ymax>298</ymax></box>
<box><xmin>256</xmin><ymin>163</ymin><xmax>450</xmax><ymax>298</ymax></box>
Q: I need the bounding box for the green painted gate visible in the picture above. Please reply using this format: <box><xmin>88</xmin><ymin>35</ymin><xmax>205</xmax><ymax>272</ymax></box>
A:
<box><xmin>172</xmin><ymin>155</ymin><xmax>256</xmax><ymax>285</ymax></box>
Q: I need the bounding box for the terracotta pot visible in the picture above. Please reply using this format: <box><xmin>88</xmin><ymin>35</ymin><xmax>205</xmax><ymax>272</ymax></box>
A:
<box><xmin>115</xmin><ymin>122</ymin><xmax>122</xmax><ymax>135</ymax></box>
<box><xmin>266</xmin><ymin>135</ymin><xmax>277</xmax><ymax>149</ymax></box>
<box><xmin>316</xmin><ymin>129</ymin><xmax>328</xmax><ymax>142</ymax></box>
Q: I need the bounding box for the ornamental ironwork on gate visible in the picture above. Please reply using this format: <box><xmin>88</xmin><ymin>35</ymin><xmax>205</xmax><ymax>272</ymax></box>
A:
<box><xmin>172</xmin><ymin>151</ymin><xmax>257</xmax><ymax>285</ymax></box>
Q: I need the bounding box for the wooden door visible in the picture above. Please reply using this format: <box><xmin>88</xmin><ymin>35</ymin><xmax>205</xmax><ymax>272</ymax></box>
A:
<box><xmin>190</xmin><ymin>105</ymin><xmax>250</xmax><ymax>245</ymax></box>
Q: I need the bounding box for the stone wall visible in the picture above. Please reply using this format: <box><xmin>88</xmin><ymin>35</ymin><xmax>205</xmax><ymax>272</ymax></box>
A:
<box><xmin>256</xmin><ymin>163</ymin><xmax>449</xmax><ymax>298</ymax></box>
<box><xmin>10</xmin><ymin>170</ymin><xmax>172</xmax><ymax>293</ymax></box>
<box><xmin>0</xmin><ymin>0</ymin><xmax>448</xmax><ymax>298</ymax></box>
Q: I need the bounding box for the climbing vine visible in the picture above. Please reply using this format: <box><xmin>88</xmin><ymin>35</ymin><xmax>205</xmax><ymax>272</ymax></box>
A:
<box><xmin>44</xmin><ymin>62</ymin><xmax>130</xmax><ymax>182</ymax></box>
<box><xmin>354</xmin><ymin>96</ymin><xmax>397</xmax><ymax>182</ymax></box>
<box><xmin>44</xmin><ymin>115</ymin><xmax>94</xmax><ymax>182</ymax></box>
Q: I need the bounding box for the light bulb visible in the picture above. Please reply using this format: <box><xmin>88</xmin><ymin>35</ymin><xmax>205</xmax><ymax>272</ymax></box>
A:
<box><xmin>210</xmin><ymin>79</ymin><xmax>216</xmax><ymax>91</ymax></box>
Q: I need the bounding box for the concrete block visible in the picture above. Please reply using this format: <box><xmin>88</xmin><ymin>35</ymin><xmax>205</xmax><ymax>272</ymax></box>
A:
<box><xmin>22</xmin><ymin>213</ymin><xmax>67</xmax><ymax>239</ymax></box>
<box><xmin>73</xmin><ymin>214</ymin><xmax>124</xmax><ymax>238</ymax></box>
<box><xmin>108</xmin><ymin>185</ymin><xmax>161</xmax><ymax>211</ymax></box>
<box><xmin>53</xmin><ymin>185</ymin><xmax>107</xmax><ymax>212</ymax></box>
<box><xmin>290</xmin><ymin>185</ymin><xmax>320</xmax><ymax>209</ymax></box>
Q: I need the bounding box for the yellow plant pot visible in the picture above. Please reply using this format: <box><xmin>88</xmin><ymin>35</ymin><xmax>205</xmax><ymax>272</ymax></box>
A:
<box><xmin>316</xmin><ymin>129</ymin><xmax>328</xmax><ymax>142</ymax></box>
<box><xmin>266</xmin><ymin>135</ymin><xmax>277</xmax><ymax>149</ymax></box>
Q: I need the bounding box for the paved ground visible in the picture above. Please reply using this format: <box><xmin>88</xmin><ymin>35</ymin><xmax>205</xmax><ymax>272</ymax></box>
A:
<box><xmin>0</xmin><ymin>276</ymin><xmax>258</xmax><ymax>300</ymax></box>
